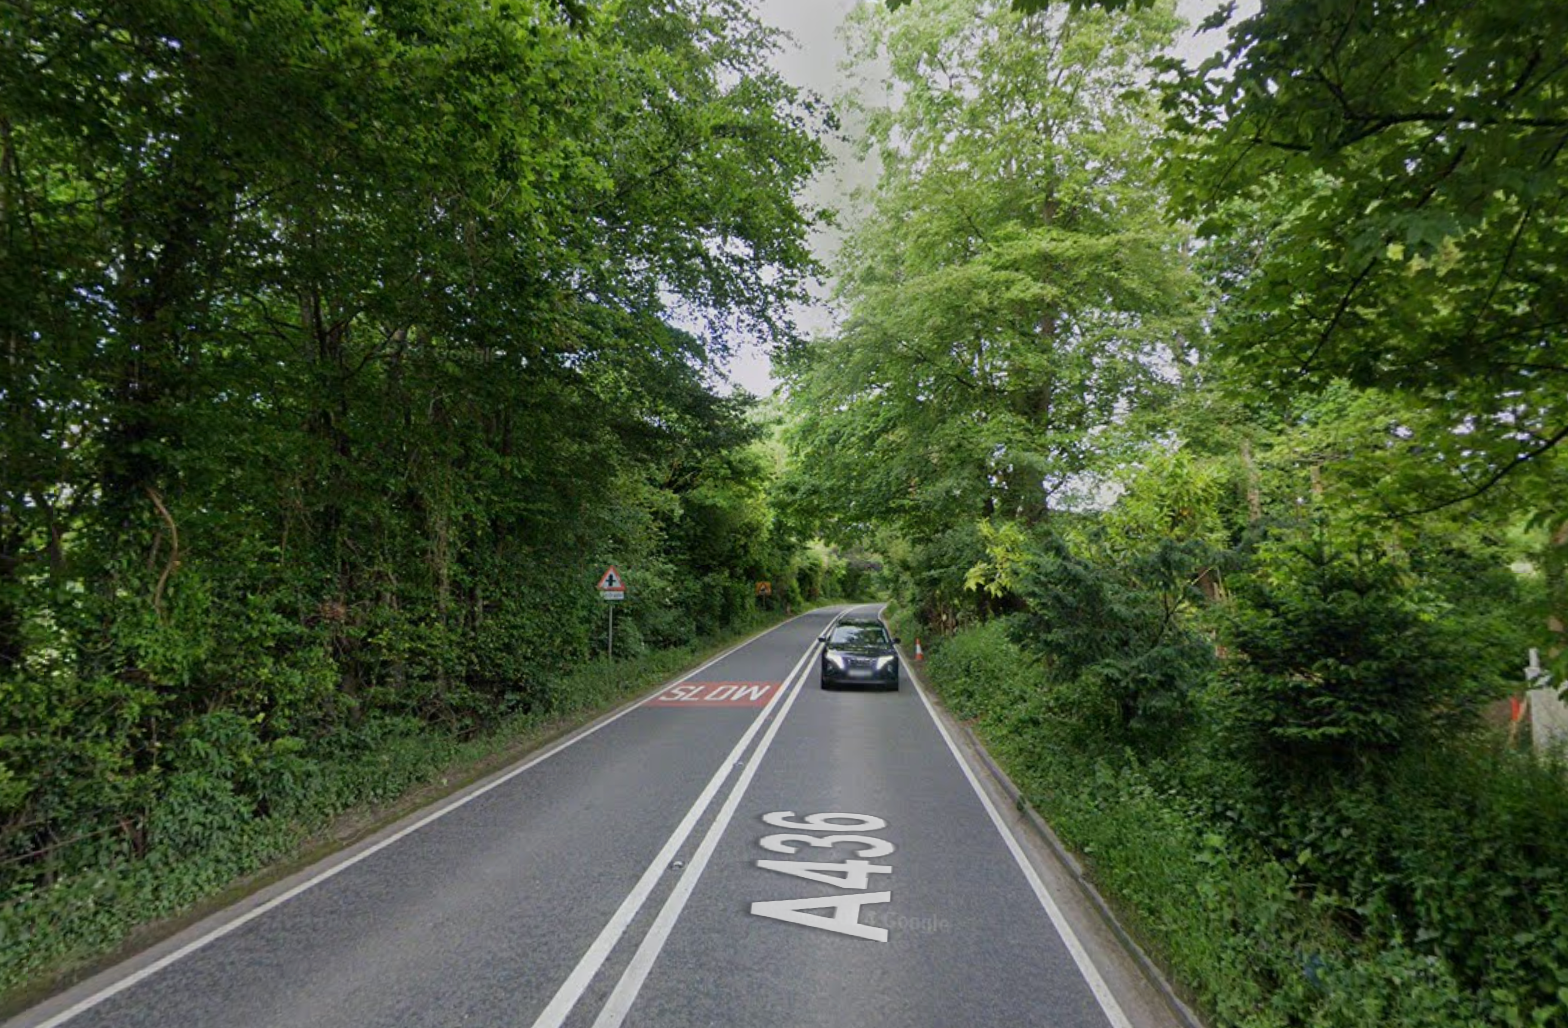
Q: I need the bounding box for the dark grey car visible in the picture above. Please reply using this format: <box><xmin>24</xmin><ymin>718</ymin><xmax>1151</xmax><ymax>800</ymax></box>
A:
<box><xmin>818</xmin><ymin>618</ymin><xmax>900</xmax><ymax>690</ymax></box>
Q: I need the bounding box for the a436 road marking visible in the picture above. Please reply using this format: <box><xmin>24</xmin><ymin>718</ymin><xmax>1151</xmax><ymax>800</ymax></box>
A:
<box><xmin>749</xmin><ymin>811</ymin><xmax>894</xmax><ymax>942</ymax></box>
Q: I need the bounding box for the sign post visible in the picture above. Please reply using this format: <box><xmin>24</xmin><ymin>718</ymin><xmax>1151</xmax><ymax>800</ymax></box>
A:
<box><xmin>597</xmin><ymin>566</ymin><xmax>626</xmax><ymax>660</ymax></box>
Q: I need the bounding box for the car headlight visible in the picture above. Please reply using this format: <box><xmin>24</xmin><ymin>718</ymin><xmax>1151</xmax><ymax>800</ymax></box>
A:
<box><xmin>875</xmin><ymin>655</ymin><xmax>897</xmax><ymax>671</ymax></box>
<box><xmin>824</xmin><ymin>652</ymin><xmax>847</xmax><ymax>670</ymax></box>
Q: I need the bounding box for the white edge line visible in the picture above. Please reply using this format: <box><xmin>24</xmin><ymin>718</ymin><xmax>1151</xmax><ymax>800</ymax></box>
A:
<box><xmin>905</xmin><ymin>652</ymin><xmax>1135</xmax><ymax>1028</ymax></box>
<box><xmin>530</xmin><ymin>623</ymin><xmax>831</xmax><ymax>1028</ymax></box>
<box><xmin>590</xmin><ymin>634</ymin><xmax>822</xmax><ymax>1028</ymax></box>
<box><xmin>26</xmin><ymin>608</ymin><xmax>829</xmax><ymax>1028</ymax></box>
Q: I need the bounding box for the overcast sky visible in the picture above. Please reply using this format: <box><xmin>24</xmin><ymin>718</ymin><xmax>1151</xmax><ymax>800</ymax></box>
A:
<box><xmin>722</xmin><ymin>0</ymin><xmax>1248</xmax><ymax>396</ymax></box>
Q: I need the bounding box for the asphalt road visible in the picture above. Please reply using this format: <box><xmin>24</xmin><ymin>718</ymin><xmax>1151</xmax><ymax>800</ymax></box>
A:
<box><xmin>10</xmin><ymin>605</ymin><xmax>1188</xmax><ymax>1028</ymax></box>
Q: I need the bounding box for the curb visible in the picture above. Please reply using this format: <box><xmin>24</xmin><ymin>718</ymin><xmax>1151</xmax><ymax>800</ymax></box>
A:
<box><xmin>887</xmin><ymin>624</ymin><xmax>1207</xmax><ymax>1028</ymax></box>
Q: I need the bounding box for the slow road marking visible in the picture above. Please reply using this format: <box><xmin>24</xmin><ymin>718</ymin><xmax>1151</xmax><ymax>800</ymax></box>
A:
<box><xmin>645</xmin><ymin>681</ymin><xmax>780</xmax><ymax>707</ymax></box>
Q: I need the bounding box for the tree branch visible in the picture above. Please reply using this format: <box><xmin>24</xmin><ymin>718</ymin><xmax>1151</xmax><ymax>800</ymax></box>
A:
<box><xmin>1389</xmin><ymin>422</ymin><xmax>1568</xmax><ymax>518</ymax></box>
<box><xmin>145</xmin><ymin>486</ymin><xmax>179</xmax><ymax>617</ymax></box>
<box><xmin>1293</xmin><ymin>256</ymin><xmax>1379</xmax><ymax>379</ymax></box>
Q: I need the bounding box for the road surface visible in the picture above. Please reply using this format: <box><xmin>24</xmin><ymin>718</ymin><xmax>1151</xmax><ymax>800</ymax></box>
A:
<box><xmin>9</xmin><ymin>605</ymin><xmax>1188</xmax><ymax>1028</ymax></box>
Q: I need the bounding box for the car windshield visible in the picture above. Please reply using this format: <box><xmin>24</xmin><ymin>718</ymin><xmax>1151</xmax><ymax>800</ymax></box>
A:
<box><xmin>829</xmin><ymin>625</ymin><xmax>887</xmax><ymax>648</ymax></box>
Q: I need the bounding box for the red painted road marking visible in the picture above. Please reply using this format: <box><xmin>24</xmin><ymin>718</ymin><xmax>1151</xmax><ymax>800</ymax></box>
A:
<box><xmin>646</xmin><ymin>682</ymin><xmax>780</xmax><ymax>707</ymax></box>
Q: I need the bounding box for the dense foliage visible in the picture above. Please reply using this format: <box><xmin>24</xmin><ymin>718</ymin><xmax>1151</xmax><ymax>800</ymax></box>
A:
<box><xmin>787</xmin><ymin>0</ymin><xmax>1568</xmax><ymax>1024</ymax></box>
<box><xmin>0</xmin><ymin>0</ymin><xmax>865</xmax><ymax>989</ymax></box>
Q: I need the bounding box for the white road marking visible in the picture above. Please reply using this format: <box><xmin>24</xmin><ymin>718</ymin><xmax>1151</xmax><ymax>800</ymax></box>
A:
<box><xmin>758</xmin><ymin>832</ymin><xmax>894</xmax><ymax>858</ymax></box>
<box><xmin>749</xmin><ymin>891</ymin><xmax>892</xmax><ymax>942</ymax></box>
<box><xmin>586</xmin><ymin>624</ymin><xmax>825</xmax><ymax>1028</ymax></box>
<box><xmin>755</xmin><ymin>857</ymin><xmax>892</xmax><ymax>890</ymax></box>
<box><xmin>908</xmin><ymin>648</ymin><xmax>1135</xmax><ymax>1028</ymax></box>
<box><xmin>645</xmin><ymin>681</ymin><xmax>780</xmax><ymax>707</ymax></box>
<box><xmin>529</xmin><ymin>629</ymin><xmax>827</xmax><ymax>1028</ymax></box>
<box><xmin>20</xmin><ymin>610</ymin><xmax>827</xmax><ymax>1028</ymax></box>
<box><xmin>750</xmin><ymin>811</ymin><xmax>896</xmax><ymax>942</ymax></box>
<box><xmin>760</xmin><ymin>811</ymin><xmax>886</xmax><ymax>832</ymax></box>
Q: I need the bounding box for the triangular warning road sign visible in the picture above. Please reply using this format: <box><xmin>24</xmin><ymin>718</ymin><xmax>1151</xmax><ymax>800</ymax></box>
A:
<box><xmin>597</xmin><ymin>566</ymin><xmax>625</xmax><ymax>591</ymax></box>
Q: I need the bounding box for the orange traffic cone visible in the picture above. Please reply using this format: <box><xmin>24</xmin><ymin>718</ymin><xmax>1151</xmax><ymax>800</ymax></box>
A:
<box><xmin>915</xmin><ymin>638</ymin><xmax>924</xmax><ymax>660</ymax></box>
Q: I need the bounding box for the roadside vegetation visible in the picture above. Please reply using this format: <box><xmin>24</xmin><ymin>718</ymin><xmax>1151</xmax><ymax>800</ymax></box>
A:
<box><xmin>788</xmin><ymin>0</ymin><xmax>1568</xmax><ymax>1025</ymax></box>
<box><xmin>0</xmin><ymin>0</ymin><xmax>873</xmax><ymax>999</ymax></box>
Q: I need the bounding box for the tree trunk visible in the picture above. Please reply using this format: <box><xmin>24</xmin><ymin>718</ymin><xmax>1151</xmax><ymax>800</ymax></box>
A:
<box><xmin>1195</xmin><ymin>567</ymin><xmax>1223</xmax><ymax>604</ymax></box>
<box><xmin>303</xmin><ymin>285</ymin><xmax>362</xmax><ymax>699</ymax></box>
<box><xmin>1240</xmin><ymin>436</ymin><xmax>1262</xmax><ymax>523</ymax></box>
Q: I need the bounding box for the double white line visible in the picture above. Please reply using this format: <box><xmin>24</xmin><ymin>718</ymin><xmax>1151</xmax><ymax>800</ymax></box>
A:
<box><xmin>531</xmin><ymin>623</ymin><xmax>830</xmax><ymax>1028</ymax></box>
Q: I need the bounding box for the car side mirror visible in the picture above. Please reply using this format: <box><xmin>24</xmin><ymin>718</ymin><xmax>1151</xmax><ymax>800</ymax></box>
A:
<box><xmin>894</xmin><ymin>637</ymin><xmax>902</xmax><ymax>644</ymax></box>
<box><xmin>817</xmin><ymin>634</ymin><xmax>829</xmax><ymax>643</ymax></box>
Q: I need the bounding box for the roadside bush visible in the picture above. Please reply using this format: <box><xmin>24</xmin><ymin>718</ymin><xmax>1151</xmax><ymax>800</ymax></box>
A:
<box><xmin>907</xmin><ymin>523</ymin><xmax>990</xmax><ymax>628</ymax></box>
<box><xmin>922</xmin><ymin>619</ymin><xmax>1039</xmax><ymax>724</ymax></box>
<box><xmin>631</xmin><ymin>593</ymin><xmax>700</xmax><ymax>652</ymax></box>
<box><xmin>1215</xmin><ymin>535</ymin><xmax>1490</xmax><ymax>778</ymax></box>
<box><xmin>1258</xmin><ymin>744</ymin><xmax>1568</xmax><ymax>1024</ymax></box>
<box><xmin>1009</xmin><ymin>532</ymin><xmax>1216</xmax><ymax>747</ymax></box>
<box><xmin>1411</xmin><ymin>539</ymin><xmax>1542</xmax><ymax>693</ymax></box>
<box><xmin>607</xmin><ymin>618</ymin><xmax>648</xmax><ymax>660</ymax></box>
<box><xmin>0</xmin><ymin>673</ymin><xmax>160</xmax><ymax>896</ymax></box>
